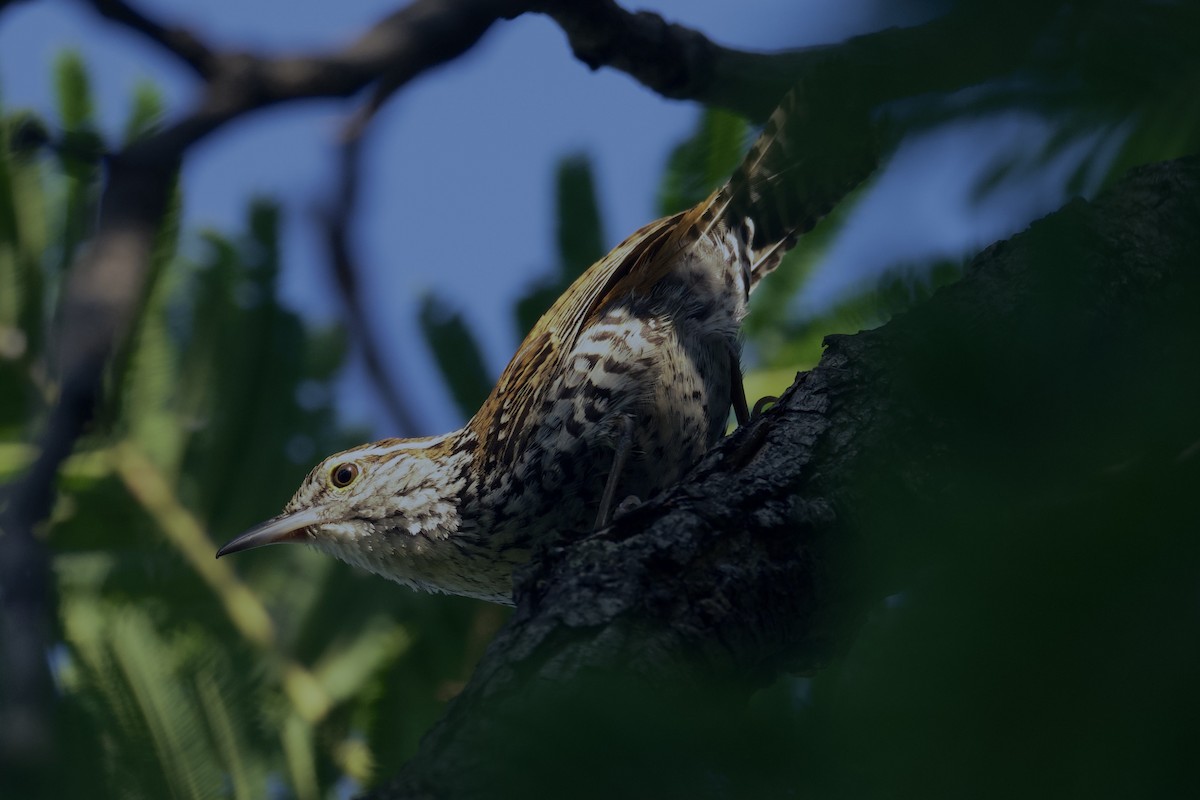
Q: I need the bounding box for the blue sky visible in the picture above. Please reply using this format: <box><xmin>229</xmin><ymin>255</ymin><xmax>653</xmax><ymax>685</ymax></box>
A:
<box><xmin>0</xmin><ymin>0</ymin><xmax>1116</xmax><ymax>438</ymax></box>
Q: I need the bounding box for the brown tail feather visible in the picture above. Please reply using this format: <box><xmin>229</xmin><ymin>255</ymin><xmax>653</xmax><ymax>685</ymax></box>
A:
<box><xmin>722</xmin><ymin>86</ymin><xmax>879</xmax><ymax>292</ymax></box>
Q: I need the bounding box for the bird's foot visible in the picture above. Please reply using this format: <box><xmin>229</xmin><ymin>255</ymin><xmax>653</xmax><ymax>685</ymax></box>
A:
<box><xmin>615</xmin><ymin>494</ymin><xmax>642</xmax><ymax>517</ymax></box>
<box><xmin>751</xmin><ymin>395</ymin><xmax>778</xmax><ymax>419</ymax></box>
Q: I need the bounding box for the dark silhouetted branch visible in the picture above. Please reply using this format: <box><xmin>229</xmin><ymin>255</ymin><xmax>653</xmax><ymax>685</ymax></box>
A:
<box><xmin>87</xmin><ymin>0</ymin><xmax>217</xmax><ymax>78</ymax></box>
<box><xmin>535</xmin><ymin>1</ymin><xmax>1091</xmax><ymax>122</ymax></box>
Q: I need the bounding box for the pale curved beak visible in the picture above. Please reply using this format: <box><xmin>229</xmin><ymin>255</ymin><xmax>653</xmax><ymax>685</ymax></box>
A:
<box><xmin>216</xmin><ymin>507</ymin><xmax>326</xmax><ymax>558</ymax></box>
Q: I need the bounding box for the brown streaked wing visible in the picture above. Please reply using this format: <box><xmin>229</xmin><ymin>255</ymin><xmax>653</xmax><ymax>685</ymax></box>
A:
<box><xmin>469</xmin><ymin>211</ymin><xmax>687</xmax><ymax>465</ymax></box>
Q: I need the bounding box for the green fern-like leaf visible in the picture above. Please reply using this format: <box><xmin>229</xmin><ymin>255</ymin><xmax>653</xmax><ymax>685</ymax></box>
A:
<box><xmin>123</xmin><ymin>81</ymin><xmax>165</xmax><ymax>144</ymax></box>
<box><xmin>419</xmin><ymin>294</ymin><xmax>492</xmax><ymax>421</ymax></box>
<box><xmin>514</xmin><ymin>155</ymin><xmax>606</xmax><ymax>336</ymax></box>
<box><xmin>53</xmin><ymin>51</ymin><xmax>94</xmax><ymax>131</ymax></box>
<box><xmin>51</xmin><ymin>51</ymin><xmax>102</xmax><ymax>275</ymax></box>
<box><xmin>0</xmin><ymin>112</ymin><xmax>51</xmax><ymax>363</ymax></box>
<box><xmin>657</xmin><ymin>107</ymin><xmax>747</xmax><ymax>216</ymax></box>
<box><xmin>64</xmin><ymin>601</ymin><xmax>234</xmax><ymax>799</ymax></box>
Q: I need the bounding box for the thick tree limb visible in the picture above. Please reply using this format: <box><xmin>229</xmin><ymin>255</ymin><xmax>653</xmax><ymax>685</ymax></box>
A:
<box><xmin>364</xmin><ymin>157</ymin><xmax>1200</xmax><ymax>797</ymax></box>
<box><xmin>538</xmin><ymin>0</ymin><xmax>1066</xmax><ymax>121</ymax></box>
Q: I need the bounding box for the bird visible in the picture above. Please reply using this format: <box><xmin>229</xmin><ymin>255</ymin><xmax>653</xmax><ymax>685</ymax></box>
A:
<box><xmin>216</xmin><ymin>89</ymin><xmax>877</xmax><ymax>605</ymax></box>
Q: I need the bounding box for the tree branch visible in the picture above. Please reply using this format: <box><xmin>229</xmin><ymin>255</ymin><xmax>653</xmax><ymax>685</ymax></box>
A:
<box><xmin>87</xmin><ymin>0</ymin><xmax>217</xmax><ymax>78</ymax></box>
<box><xmin>364</xmin><ymin>156</ymin><xmax>1200</xmax><ymax>797</ymax></box>
<box><xmin>537</xmin><ymin>0</ymin><xmax>1066</xmax><ymax>121</ymax></box>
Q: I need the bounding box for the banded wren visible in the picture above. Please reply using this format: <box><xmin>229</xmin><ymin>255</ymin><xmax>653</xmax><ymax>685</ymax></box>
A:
<box><xmin>217</xmin><ymin>91</ymin><xmax>875</xmax><ymax>605</ymax></box>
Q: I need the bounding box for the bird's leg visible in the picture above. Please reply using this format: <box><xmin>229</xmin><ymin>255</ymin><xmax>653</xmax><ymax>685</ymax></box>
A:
<box><xmin>728</xmin><ymin>343</ymin><xmax>779</xmax><ymax>423</ymax></box>
<box><xmin>729</xmin><ymin>343</ymin><xmax>750</xmax><ymax>427</ymax></box>
<box><xmin>595</xmin><ymin>415</ymin><xmax>635</xmax><ymax>530</ymax></box>
<box><xmin>615</xmin><ymin>495</ymin><xmax>642</xmax><ymax>516</ymax></box>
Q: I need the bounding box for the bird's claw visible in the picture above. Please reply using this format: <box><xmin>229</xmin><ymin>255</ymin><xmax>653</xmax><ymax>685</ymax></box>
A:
<box><xmin>615</xmin><ymin>495</ymin><xmax>641</xmax><ymax>516</ymax></box>
<box><xmin>751</xmin><ymin>395</ymin><xmax>778</xmax><ymax>418</ymax></box>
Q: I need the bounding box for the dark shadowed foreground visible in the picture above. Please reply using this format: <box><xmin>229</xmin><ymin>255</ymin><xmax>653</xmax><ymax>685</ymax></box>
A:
<box><xmin>368</xmin><ymin>157</ymin><xmax>1200</xmax><ymax>798</ymax></box>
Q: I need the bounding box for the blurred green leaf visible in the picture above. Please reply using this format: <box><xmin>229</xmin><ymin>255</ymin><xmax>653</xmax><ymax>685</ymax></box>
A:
<box><xmin>313</xmin><ymin>616</ymin><xmax>411</xmax><ymax>706</ymax></box>
<box><xmin>418</xmin><ymin>294</ymin><xmax>492</xmax><ymax>420</ymax></box>
<box><xmin>515</xmin><ymin>154</ymin><xmax>606</xmax><ymax>337</ymax></box>
<box><xmin>0</xmin><ymin>111</ymin><xmax>50</xmax><ymax>388</ymax></box>
<box><xmin>52</xmin><ymin>51</ymin><xmax>102</xmax><ymax>276</ymax></box>
<box><xmin>53</xmin><ymin>51</ymin><xmax>94</xmax><ymax>132</ymax></box>
<box><xmin>195</xmin><ymin>671</ymin><xmax>265</xmax><ymax>800</ymax></box>
<box><xmin>555</xmin><ymin>155</ymin><xmax>604</xmax><ymax>277</ymax></box>
<box><xmin>123</xmin><ymin>81</ymin><xmax>164</xmax><ymax>144</ymax></box>
<box><xmin>657</xmin><ymin>107</ymin><xmax>747</xmax><ymax>216</ymax></box>
<box><xmin>107</xmin><ymin>178</ymin><xmax>184</xmax><ymax>466</ymax></box>
<box><xmin>63</xmin><ymin>601</ymin><xmax>235</xmax><ymax>800</ymax></box>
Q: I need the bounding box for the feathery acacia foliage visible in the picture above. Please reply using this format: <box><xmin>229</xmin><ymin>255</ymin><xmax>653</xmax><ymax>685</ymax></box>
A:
<box><xmin>0</xmin><ymin>56</ymin><xmax>491</xmax><ymax>799</ymax></box>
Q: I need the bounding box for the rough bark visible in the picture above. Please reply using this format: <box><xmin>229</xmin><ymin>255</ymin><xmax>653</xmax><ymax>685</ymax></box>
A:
<box><xmin>365</xmin><ymin>157</ymin><xmax>1200</xmax><ymax>798</ymax></box>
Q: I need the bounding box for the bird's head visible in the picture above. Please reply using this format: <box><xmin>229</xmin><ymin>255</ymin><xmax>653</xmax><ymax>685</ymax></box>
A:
<box><xmin>215</xmin><ymin>434</ymin><xmax>471</xmax><ymax>575</ymax></box>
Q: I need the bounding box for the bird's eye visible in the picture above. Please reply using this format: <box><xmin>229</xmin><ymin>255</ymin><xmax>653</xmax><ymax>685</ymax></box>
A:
<box><xmin>330</xmin><ymin>462</ymin><xmax>360</xmax><ymax>488</ymax></box>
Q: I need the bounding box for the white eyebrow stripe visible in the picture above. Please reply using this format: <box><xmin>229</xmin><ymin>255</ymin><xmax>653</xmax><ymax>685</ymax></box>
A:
<box><xmin>350</xmin><ymin>433</ymin><xmax>452</xmax><ymax>459</ymax></box>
